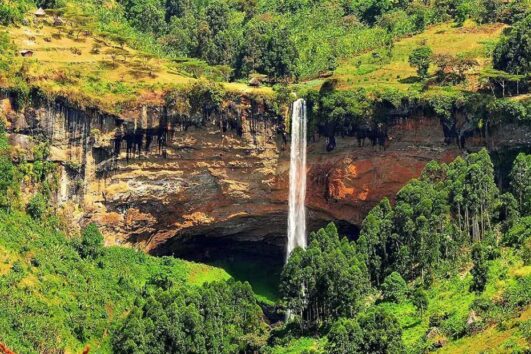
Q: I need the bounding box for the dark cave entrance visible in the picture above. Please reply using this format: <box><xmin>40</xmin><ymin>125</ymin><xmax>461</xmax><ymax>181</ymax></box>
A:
<box><xmin>160</xmin><ymin>233</ymin><xmax>285</xmax><ymax>303</ymax></box>
<box><xmin>151</xmin><ymin>213</ymin><xmax>360</xmax><ymax>304</ymax></box>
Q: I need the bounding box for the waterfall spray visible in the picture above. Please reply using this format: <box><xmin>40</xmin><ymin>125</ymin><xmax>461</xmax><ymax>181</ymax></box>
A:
<box><xmin>286</xmin><ymin>98</ymin><xmax>307</xmax><ymax>260</ymax></box>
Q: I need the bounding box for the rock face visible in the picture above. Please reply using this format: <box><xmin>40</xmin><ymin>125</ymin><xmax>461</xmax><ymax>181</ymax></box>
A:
<box><xmin>3</xmin><ymin>93</ymin><xmax>530</xmax><ymax>259</ymax></box>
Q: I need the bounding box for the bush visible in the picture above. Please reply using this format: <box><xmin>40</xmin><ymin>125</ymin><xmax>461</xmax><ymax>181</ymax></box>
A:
<box><xmin>0</xmin><ymin>1</ymin><xmax>31</xmax><ymax>25</ymax></box>
<box><xmin>441</xmin><ymin>313</ymin><xmax>468</xmax><ymax>340</ymax></box>
<box><xmin>77</xmin><ymin>223</ymin><xmax>104</xmax><ymax>259</ymax></box>
<box><xmin>503</xmin><ymin>216</ymin><xmax>531</xmax><ymax>247</ymax></box>
<box><xmin>493</xmin><ymin>14</ymin><xmax>531</xmax><ymax>75</ymax></box>
<box><xmin>381</xmin><ymin>272</ymin><xmax>408</xmax><ymax>303</ymax></box>
<box><xmin>520</xmin><ymin>319</ymin><xmax>531</xmax><ymax>343</ymax></box>
<box><xmin>26</xmin><ymin>194</ymin><xmax>48</xmax><ymax>220</ymax></box>
<box><xmin>326</xmin><ymin>318</ymin><xmax>363</xmax><ymax>354</ymax></box>
<box><xmin>503</xmin><ymin>276</ymin><xmax>531</xmax><ymax>310</ymax></box>
<box><xmin>0</xmin><ymin>156</ymin><xmax>15</xmax><ymax>209</ymax></box>
<box><xmin>411</xmin><ymin>288</ymin><xmax>429</xmax><ymax>315</ymax></box>
<box><xmin>429</xmin><ymin>312</ymin><xmax>449</xmax><ymax>327</ymax></box>
<box><xmin>409</xmin><ymin>46</ymin><xmax>432</xmax><ymax>78</ymax></box>
<box><xmin>523</xmin><ymin>238</ymin><xmax>531</xmax><ymax>266</ymax></box>
<box><xmin>357</xmin><ymin>307</ymin><xmax>406</xmax><ymax>353</ymax></box>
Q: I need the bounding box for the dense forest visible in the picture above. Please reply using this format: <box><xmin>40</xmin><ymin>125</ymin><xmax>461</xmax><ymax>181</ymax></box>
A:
<box><xmin>0</xmin><ymin>0</ymin><xmax>530</xmax><ymax>353</ymax></box>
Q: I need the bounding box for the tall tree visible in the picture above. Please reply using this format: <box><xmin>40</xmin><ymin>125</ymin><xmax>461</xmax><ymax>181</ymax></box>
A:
<box><xmin>280</xmin><ymin>223</ymin><xmax>370</xmax><ymax>331</ymax></box>
<box><xmin>493</xmin><ymin>14</ymin><xmax>531</xmax><ymax>75</ymax></box>
<box><xmin>510</xmin><ymin>153</ymin><xmax>531</xmax><ymax>215</ymax></box>
<box><xmin>408</xmin><ymin>46</ymin><xmax>432</xmax><ymax>79</ymax></box>
<box><xmin>470</xmin><ymin>243</ymin><xmax>488</xmax><ymax>293</ymax></box>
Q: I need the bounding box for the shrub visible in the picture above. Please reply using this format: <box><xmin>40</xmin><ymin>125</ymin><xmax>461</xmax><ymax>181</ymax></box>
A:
<box><xmin>503</xmin><ymin>276</ymin><xmax>531</xmax><ymax>310</ymax></box>
<box><xmin>357</xmin><ymin>307</ymin><xmax>406</xmax><ymax>353</ymax></box>
<box><xmin>520</xmin><ymin>319</ymin><xmax>531</xmax><ymax>343</ymax></box>
<box><xmin>326</xmin><ymin>318</ymin><xmax>363</xmax><ymax>354</ymax></box>
<box><xmin>0</xmin><ymin>1</ymin><xmax>31</xmax><ymax>25</ymax></box>
<box><xmin>429</xmin><ymin>312</ymin><xmax>449</xmax><ymax>327</ymax></box>
<box><xmin>26</xmin><ymin>194</ymin><xmax>48</xmax><ymax>220</ymax></box>
<box><xmin>381</xmin><ymin>272</ymin><xmax>408</xmax><ymax>303</ymax></box>
<box><xmin>409</xmin><ymin>46</ymin><xmax>433</xmax><ymax>78</ymax></box>
<box><xmin>503</xmin><ymin>216</ymin><xmax>531</xmax><ymax>247</ymax></box>
<box><xmin>77</xmin><ymin>223</ymin><xmax>104</xmax><ymax>259</ymax></box>
<box><xmin>0</xmin><ymin>156</ymin><xmax>15</xmax><ymax>209</ymax></box>
<box><xmin>441</xmin><ymin>313</ymin><xmax>468</xmax><ymax>340</ymax></box>
<box><xmin>523</xmin><ymin>238</ymin><xmax>531</xmax><ymax>266</ymax></box>
<box><xmin>411</xmin><ymin>288</ymin><xmax>429</xmax><ymax>315</ymax></box>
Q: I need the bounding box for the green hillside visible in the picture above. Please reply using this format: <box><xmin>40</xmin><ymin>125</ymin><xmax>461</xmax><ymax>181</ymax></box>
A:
<box><xmin>0</xmin><ymin>211</ymin><xmax>230</xmax><ymax>352</ymax></box>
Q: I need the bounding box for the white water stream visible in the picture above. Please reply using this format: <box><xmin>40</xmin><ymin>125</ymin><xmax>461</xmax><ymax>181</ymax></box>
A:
<box><xmin>286</xmin><ymin>98</ymin><xmax>307</xmax><ymax>260</ymax></box>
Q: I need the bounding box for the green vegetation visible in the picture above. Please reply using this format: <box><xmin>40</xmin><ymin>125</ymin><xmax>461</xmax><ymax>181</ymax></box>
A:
<box><xmin>206</xmin><ymin>254</ymin><xmax>282</xmax><ymax>305</ymax></box>
<box><xmin>112</xmin><ymin>280</ymin><xmax>268</xmax><ymax>353</ymax></box>
<box><xmin>493</xmin><ymin>13</ymin><xmax>530</xmax><ymax>75</ymax></box>
<box><xmin>409</xmin><ymin>46</ymin><xmax>433</xmax><ymax>79</ymax></box>
<box><xmin>275</xmin><ymin>149</ymin><xmax>530</xmax><ymax>353</ymax></box>
<box><xmin>280</xmin><ymin>223</ymin><xmax>370</xmax><ymax>331</ymax></box>
<box><xmin>0</xmin><ymin>1</ymin><xmax>530</xmax><ymax>353</ymax></box>
<box><xmin>470</xmin><ymin>243</ymin><xmax>489</xmax><ymax>293</ymax></box>
<box><xmin>4</xmin><ymin>0</ymin><xmax>527</xmax><ymax>83</ymax></box>
<box><xmin>511</xmin><ymin>152</ymin><xmax>531</xmax><ymax>215</ymax></box>
<box><xmin>0</xmin><ymin>210</ymin><xmax>244</xmax><ymax>353</ymax></box>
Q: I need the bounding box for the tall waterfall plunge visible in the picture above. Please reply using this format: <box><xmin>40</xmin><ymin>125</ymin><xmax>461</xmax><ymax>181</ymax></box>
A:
<box><xmin>286</xmin><ymin>99</ymin><xmax>307</xmax><ymax>260</ymax></box>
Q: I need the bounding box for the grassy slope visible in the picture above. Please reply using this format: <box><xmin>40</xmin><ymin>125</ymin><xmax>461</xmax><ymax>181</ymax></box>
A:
<box><xmin>0</xmin><ymin>211</ymin><xmax>230</xmax><ymax>353</ymax></box>
<box><xmin>204</xmin><ymin>255</ymin><xmax>283</xmax><ymax>305</ymax></box>
<box><xmin>2</xmin><ymin>15</ymin><xmax>508</xmax><ymax>115</ymax></box>
<box><xmin>0</xmin><ymin>7</ymin><xmax>272</xmax><ymax>114</ymax></box>
<box><xmin>438</xmin><ymin>307</ymin><xmax>531</xmax><ymax>354</ymax></box>
<box><xmin>382</xmin><ymin>249</ymin><xmax>530</xmax><ymax>353</ymax></box>
<box><xmin>299</xmin><ymin>21</ymin><xmax>505</xmax><ymax>93</ymax></box>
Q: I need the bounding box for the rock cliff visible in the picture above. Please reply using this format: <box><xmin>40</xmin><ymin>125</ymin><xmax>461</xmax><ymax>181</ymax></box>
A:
<box><xmin>2</xmin><ymin>92</ymin><xmax>529</xmax><ymax>259</ymax></box>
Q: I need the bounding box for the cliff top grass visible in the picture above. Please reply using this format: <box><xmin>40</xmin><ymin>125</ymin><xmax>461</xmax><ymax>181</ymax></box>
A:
<box><xmin>298</xmin><ymin>20</ymin><xmax>506</xmax><ymax>94</ymax></box>
<box><xmin>1</xmin><ymin>4</ymin><xmax>509</xmax><ymax>107</ymax></box>
<box><xmin>0</xmin><ymin>6</ymin><xmax>272</xmax><ymax>114</ymax></box>
<box><xmin>0</xmin><ymin>6</ymin><xmax>514</xmax><ymax>117</ymax></box>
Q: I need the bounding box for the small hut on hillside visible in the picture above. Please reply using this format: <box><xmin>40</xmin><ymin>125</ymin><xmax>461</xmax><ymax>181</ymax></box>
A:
<box><xmin>248</xmin><ymin>77</ymin><xmax>261</xmax><ymax>87</ymax></box>
<box><xmin>53</xmin><ymin>16</ymin><xmax>65</xmax><ymax>27</ymax></box>
<box><xmin>34</xmin><ymin>8</ymin><xmax>46</xmax><ymax>17</ymax></box>
<box><xmin>19</xmin><ymin>50</ymin><xmax>34</xmax><ymax>57</ymax></box>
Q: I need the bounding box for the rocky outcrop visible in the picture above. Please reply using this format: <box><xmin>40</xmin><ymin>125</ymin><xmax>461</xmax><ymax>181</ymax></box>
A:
<box><xmin>2</xmin><ymin>93</ymin><xmax>530</xmax><ymax>259</ymax></box>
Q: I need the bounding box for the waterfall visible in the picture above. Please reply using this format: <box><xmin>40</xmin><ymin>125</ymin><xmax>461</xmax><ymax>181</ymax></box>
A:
<box><xmin>286</xmin><ymin>98</ymin><xmax>307</xmax><ymax>260</ymax></box>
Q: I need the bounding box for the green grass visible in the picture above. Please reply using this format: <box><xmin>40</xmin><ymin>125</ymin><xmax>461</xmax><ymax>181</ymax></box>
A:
<box><xmin>187</xmin><ymin>262</ymin><xmax>231</xmax><ymax>285</ymax></box>
<box><xmin>438</xmin><ymin>307</ymin><xmax>530</xmax><ymax>354</ymax></box>
<box><xmin>205</xmin><ymin>254</ymin><xmax>283</xmax><ymax>305</ymax></box>
<box><xmin>0</xmin><ymin>9</ymin><xmax>272</xmax><ymax>114</ymax></box>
